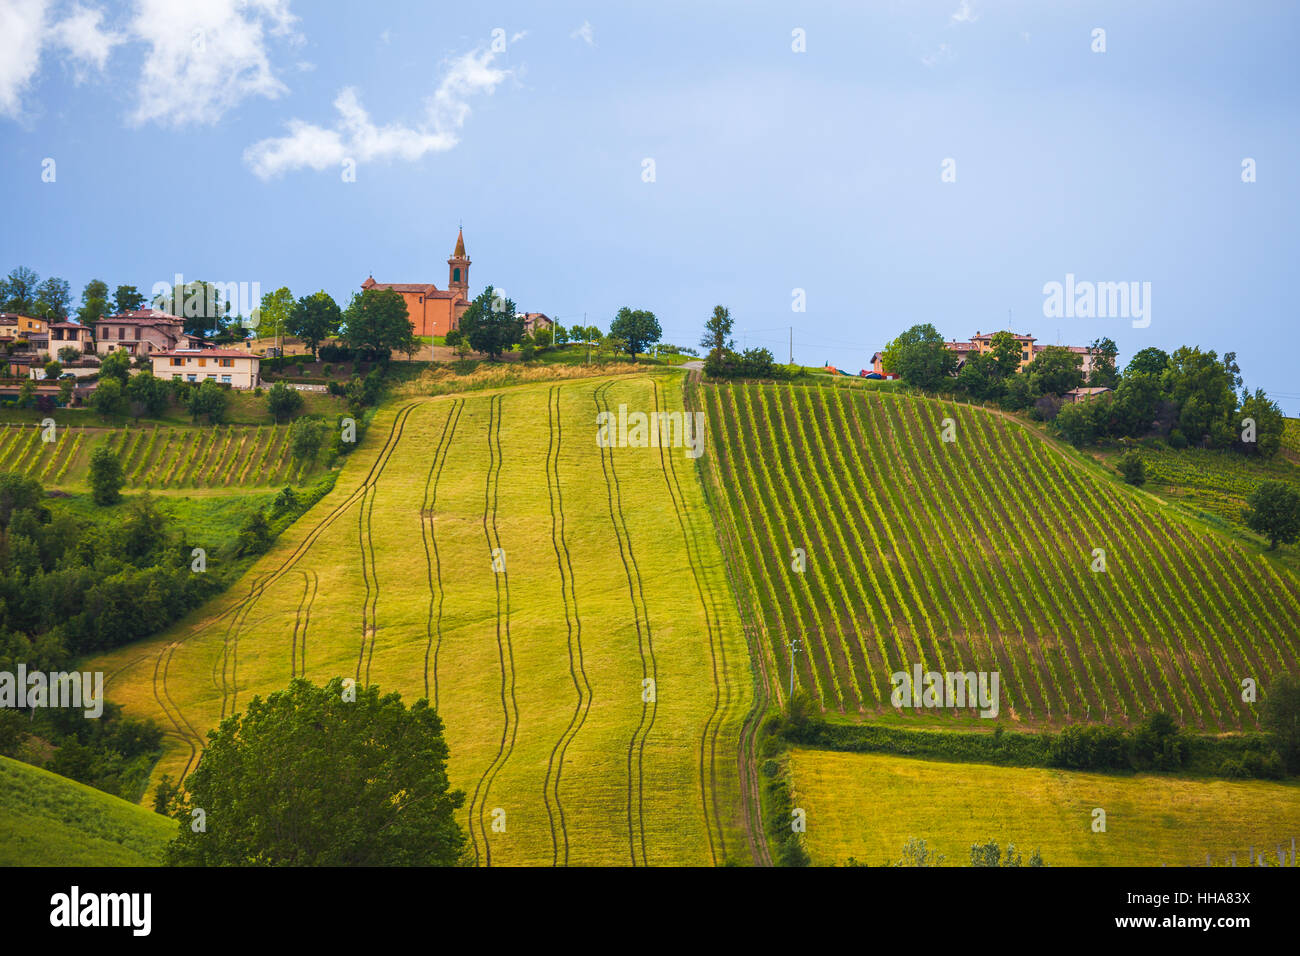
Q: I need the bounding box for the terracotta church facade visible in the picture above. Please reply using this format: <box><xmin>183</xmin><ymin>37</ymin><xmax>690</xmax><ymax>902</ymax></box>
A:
<box><xmin>361</xmin><ymin>228</ymin><xmax>472</xmax><ymax>338</ymax></box>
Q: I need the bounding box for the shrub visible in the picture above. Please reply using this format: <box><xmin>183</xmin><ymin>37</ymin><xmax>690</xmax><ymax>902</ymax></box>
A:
<box><xmin>267</xmin><ymin>382</ymin><xmax>304</xmax><ymax>423</ymax></box>
<box><xmin>89</xmin><ymin>446</ymin><xmax>125</xmax><ymax>506</ymax></box>
<box><xmin>1117</xmin><ymin>450</ymin><xmax>1146</xmax><ymax>486</ymax></box>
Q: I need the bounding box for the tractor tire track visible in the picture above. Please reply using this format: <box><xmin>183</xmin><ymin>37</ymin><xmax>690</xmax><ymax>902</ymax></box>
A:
<box><xmin>152</xmin><ymin>642</ymin><xmax>198</xmax><ymax>780</ymax></box>
<box><xmin>159</xmin><ymin>403</ymin><xmax>418</xmax><ymax>785</ymax></box>
<box><xmin>653</xmin><ymin>378</ymin><xmax>726</xmax><ymax>866</ymax></box>
<box><xmin>422</xmin><ymin>399</ymin><xmax>465</xmax><ymax>706</ymax></box>
<box><xmin>468</xmin><ymin>393</ymin><xmax>519</xmax><ymax>867</ymax></box>
<box><xmin>595</xmin><ymin>380</ymin><xmax>657</xmax><ymax>867</ymax></box>
<box><xmin>542</xmin><ymin>385</ymin><xmax>593</xmax><ymax>866</ymax></box>
<box><xmin>686</xmin><ymin>374</ymin><xmax>774</xmax><ymax>866</ymax></box>
<box><xmin>290</xmin><ymin>570</ymin><xmax>317</xmax><ymax>678</ymax></box>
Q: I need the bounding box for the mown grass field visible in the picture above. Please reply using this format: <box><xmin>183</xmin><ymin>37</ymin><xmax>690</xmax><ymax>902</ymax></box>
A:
<box><xmin>0</xmin><ymin>421</ymin><xmax>321</xmax><ymax>490</ymax></box>
<box><xmin>698</xmin><ymin>382</ymin><xmax>1300</xmax><ymax>730</ymax></box>
<box><xmin>88</xmin><ymin>375</ymin><xmax>757</xmax><ymax>866</ymax></box>
<box><xmin>787</xmin><ymin>749</ymin><xmax>1300</xmax><ymax>866</ymax></box>
<box><xmin>0</xmin><ymin>755</ymin><xmax>172</xmax><ymax>866</ymax></box>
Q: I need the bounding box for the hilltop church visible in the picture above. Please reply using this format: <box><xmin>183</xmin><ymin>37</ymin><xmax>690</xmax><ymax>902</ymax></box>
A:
<box><xmin>361</xmin><ymin>227</ymin><xmax>472</xmax><ymax>338</ymax></box>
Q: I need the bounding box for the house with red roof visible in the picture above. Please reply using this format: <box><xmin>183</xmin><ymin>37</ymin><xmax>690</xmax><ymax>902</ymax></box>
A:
<box><xmin>149</xmin><ymin>349</ymin><xmax>261</xmax><ymax>389</ymax></box>
<box><xmin>361</xmin><ymin>227</ymin><xmax>472</xmax><ymax>338</ymax></box>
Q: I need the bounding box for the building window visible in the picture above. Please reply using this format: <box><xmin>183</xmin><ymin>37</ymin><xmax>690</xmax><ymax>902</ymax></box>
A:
<box><xmin>133</xmin><ymin>327</ymin><xmax>140</xmax><ymax>340</ymax></box>
<box><xmin>1021</xmin><ymin>351</ymin><xmax>1029</xmax><ymax>360</ymax></box>
<box><xmin>171</xmin><ymin>357</ymin><xmax>183</xmax><ymax>366</ymax></box>
<box><xmin>187</xmin><ymin>374</ymin><xmax>197</xmax><ymax>382</ymax></box>
<box><xmin>219</xmin><ymin>358</ymin><xmax>233</xmax><ymax>367</ymax></box>
<box><xmin>221</xmin><ymin>375</ymin><xmax>232</xmax><ymax>384</ymax></box>
<box><xmin>117</xmin><ymin>327</ymin><xmax>124</xmax><ymax>340</ymax></box>
<box><xmin>453</xmin><ymin>268</ymin><xmax>460</xmax><ymax>282</ymax></box>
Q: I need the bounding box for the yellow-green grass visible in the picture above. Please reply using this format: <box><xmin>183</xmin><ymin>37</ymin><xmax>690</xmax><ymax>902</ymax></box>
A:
<box><xmin>0</xmin><ymin>755</ymin><xmax>173</xmax><ymax>866</ymax></box>
<box><xmin>700</xmin><ymin>383</ymin><xmax>1300</xmax><ymax>730</ymax></box>
<box><xmin>87</xmin><ymin>376</ymin><xmax>753</xmax><ymax>866</ymax></box>
<box><xmin>0</xmin><ymin>422</ymin><xmax>312</xmax><ymax>491</ymax></box>
<box><xmin>787</xmin><ymin>749</ymin><xmax>1300</xmax><ymax>867</ymax></box>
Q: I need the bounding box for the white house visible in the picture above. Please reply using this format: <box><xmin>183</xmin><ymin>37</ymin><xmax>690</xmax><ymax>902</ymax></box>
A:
<box><xmin>151</xmin><ymin>349</ymin><xmax>261</xmax><ymax>389</ymax></box>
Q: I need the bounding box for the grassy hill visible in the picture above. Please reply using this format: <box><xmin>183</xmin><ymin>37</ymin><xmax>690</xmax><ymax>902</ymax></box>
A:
<box><xmin>88</xmin><ymin>374</ymin><xmax>757</xmax><ymax>866</ymax></box>
<box><xmin>788</xmin><ymin>749</ymin><xmax>1300</xmax><ymax>866</ymax></box>
<box><xmin>0</xmin><ymin>421</ymin><xmax>323</xmax><ymax>491</ymax></box>
<box><xmin>697</xmin><ymin>381</ymin><xmax>1300</xmax><ymax>730</ymax></box>
<box><xmin>0</xmin><ymin>755</ymin><xmax>173</xmax><ymax>866</ymax></box>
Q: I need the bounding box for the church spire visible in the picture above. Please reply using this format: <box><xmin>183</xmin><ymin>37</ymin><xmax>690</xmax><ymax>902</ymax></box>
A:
<box><xmin>453</xmin><ymin>227</ymin><xmax>466</xmax><ymax>259</ymax></box>
<box><xmin>448</xmin><ymin>226</ymin><xmax>469</xmax><ymax>297</ymax></box>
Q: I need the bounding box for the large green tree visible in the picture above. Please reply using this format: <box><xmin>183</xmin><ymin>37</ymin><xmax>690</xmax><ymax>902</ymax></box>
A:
<box><xmin>165</xmin><ymin>677</ymin><xmax>466</xmax><ymax>866</ymax></box>
<box><xmin>34</xmin><ymin>276</ymin><xmax>71</xmax><ymax>320</ymax></box>
<box><xmin>343</xmin><ymin>288</ymin><xmax>415</xmax><ymax>360</ymax></box>
<box><xmin>609</xmin><ymin>307</ymin><xmax>662</xmax><ymax>358</ymax></box>
<box><xmin>1237</xmin><ymin>388</ymin><xmax>1285</xmax><ymax>458</ymax></box>
<box><xmin>0</xmin><ymin>266</ymin><xmax>40</xmax><ymax>313</ymax></box>
<box><xmin>1027</xmin><ymin>345</ymin><xmax>1084</xmax><ymax>397</ymax></box>
<box><xmin>1244</xmin><ymin>480</ymin><xmax>1300</xmax><ymax>550</ymax></box>
<box><xmin>255</xmin><ymin>286</ymin><xmax>295</xmax><ymax>342</ymax></box>
<box><xmin>700</xmin><ymin>305</ymin><xmax>734</xmax><ymax>358</ymax></box>
<box><xmin>1087</xmin><ymin>337</ymin><xmax>1120</xmax><ymax>389</ymax></box>
<box><xmin>1163</xmin><ymin>347</ymin><xmax>1240</xmax><ymax>447</ymax></box>
<box><xmin>113</xmin><ymin>285</ymin><xmax>146</xmax><ymax>314</ymax></box>
<box><xmin>1261</xmin><ymin>675</ymin><xmax>1300</xmax><ymax>774</ymax></box>
<box><xmin>880</xmin><ymin>324</ymin><xmax>956</xmax><ymax>390</ymax></box>
<box><xmin>289</xmin><ymin>290</ymin><xmax>342</xmax><ymax>360</ymax></box>
<box><xmin>456</xmin><ymin>285</ymin><xmax>523</xmax><ymax>360</ymax></box>
<box><xmin>77</xmin><ymin>279</ymin><xmax>111</xmax><ymax>327</ymax></box>
<box><xmin>1125</xmin><ymin>346</ymin><xmax>1170</xmax><ymax>378</ymax></box>
<box><xmin>89</xmin><ymin>446</ymin><xmax>125</xmax><ymax>505</ymax></box>
<box><xmin>155</xmin><ymin>280</ymin><xmax>230</xmax><ymax>337</ymax></box>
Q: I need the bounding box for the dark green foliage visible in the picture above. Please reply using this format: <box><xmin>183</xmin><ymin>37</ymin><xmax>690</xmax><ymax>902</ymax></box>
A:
<box><xmin>89</xmin><ymin>447</ymin><xmax>124</xmax><ymax>506</ymax></box>
<box><xmin>288</xmin><ymin>291</ymin><xmax>342</xmax><ymax>360</ymax></box>
<box><xmin>88</xmin><ymin>377</ymin><xmax>127</xmax><ymax>419</ymax></box>
<box><xmin>343</xmin><ymin>288</ymin><xmax>416</xmax><ymax>361</ymax></box>
<box><xmin>125</xmin><ymin>370</ymin><xmax>170</xmax><ymax>418</ymax></box>
<box><xmin>186</xmin><ymin>379</ymin><xmax>229</xmax><ymax>424</ymax></box>
<box><xmin>1261</xmin><ymin>675</ymin><xmax>1300</xmax><ymax>773</ymax></box>
<box><xmin>266</xmin><ymin>382</ymin><xmax>304</xmax><ymax>422</ymax></box>
<box><xmin>880</xmin><ymin>323</ymin><xmax>956</xmax><ymax>390</ymax></box>
<box><xmin>165</xmin><ymin>677</ymin><xmax>466</xmax><ymax>866</ymax></box>
<box><xmin>1117</xmin><ymin>449</ymin><xmax>1146</xmax><ymax>486</ymax></box>
<box><xmin>1125</xmin><ymin>347</ymin><xmax>1171</xmax><ymax>378</ymax></box>
<box><xmin>1244</xmin><ymin>480</ymin><xmax>1300</xmax><ymax>550</ymax></box>
<box><xmin>235</xmin><ymin>510</ymin><xmax>271</xmax><ymax>557</ymax></box>
<box><xmin>289</xmin><ymin>417</ymin><xmax>324</xmax><ymax>464</ymax></box>
<box><xmin>457</xmin><ymin>285</ymin><xmax>522</xmax><ymax>360</ymax></box>
<box><xmin>609</xmin><ymin>307</ymin><xmax>662</xmax><ymax>357</ymax></box>
<box><xmin>99</xmin><ymin>349</ymin><xmax>131</xmax><ymax>384</ymax></box>
<box><xmin>969</xmin><ymin>840</ymin><xmax>1044</xmax><ymax>866</ymax></box>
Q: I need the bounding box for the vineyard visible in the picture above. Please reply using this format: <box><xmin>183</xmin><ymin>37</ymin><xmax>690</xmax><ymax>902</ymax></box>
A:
<box><xmin>698</xmin><ymin>382</ymin><xmax>1300</xmax><ymax>730</ymax></box>
<box><xmin>87</xmin><ymin>378</ymin><xmax>757</xmax><ymax>866</ymax></box>
<box><xmin>1133</xmin><ymin>444</ymin><xmax>1300</xmax><ymax>531</ymax></box>
<box><xmin>0</xmin><ymin>422</ymin><xmax>316</xmax><ymax>490</ymax></box>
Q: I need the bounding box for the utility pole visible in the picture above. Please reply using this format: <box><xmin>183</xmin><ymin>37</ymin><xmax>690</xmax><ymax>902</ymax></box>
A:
<box><xmin>789</xmin><ymin>327</ymin><xmax>793</xmax><ymax>365</ymax></box>
<box><xmin>786</xmin><ymin>637</ymin><xmax>803</xmax><ymax>698</ymax></box>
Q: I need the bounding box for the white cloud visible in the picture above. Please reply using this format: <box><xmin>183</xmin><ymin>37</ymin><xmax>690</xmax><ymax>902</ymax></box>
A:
<box><xmin>950</xmin><ymin>1</ymin><xmax>979</xmax><ymax>24</ymax></box>
<box><xmin>51</xmin><ymin>3</ymin><xmax>125</xmax><ymax>77</ymax></box>
<box><xmin>921</xmin><ymin>42</ymin><xmax>952</xmax><ymax>67</ymax></box>
<box><xmin>0</xmin><ymin>0</ymin><xmax>51</xmax><ymax>118</ymax></box>
<box><xmin>129</xmin><ymin>0</ymin><xmax>300</xmax><ymax>126</ymax></box>
<box><xmin>244</xmin><ymin>44</ymin><xmax>510</xmax><ymax>179</ymax></box>
<box><xmin>570</xmin><ymin>20</ymin><xmax>595</xmax><ymax>47</ymax></box>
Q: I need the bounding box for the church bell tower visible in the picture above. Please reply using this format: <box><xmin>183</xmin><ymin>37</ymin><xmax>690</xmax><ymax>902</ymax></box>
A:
<box><xmin>448</xmin><ymin>227</ymin><xmax>470</xmax><ymax>299</ymax></box>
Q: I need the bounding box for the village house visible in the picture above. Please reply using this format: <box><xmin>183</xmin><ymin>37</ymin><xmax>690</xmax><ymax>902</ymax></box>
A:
<box><xmin>49</xmin><ymin>320</ymin><xmax>94</xmax><ymax>354</ymax></box>
<box><xmin>1063</xmin><ymin>386</ymin><xmax>1113</xmax><ymax>404</ymax></box>
<box><xmin>93</xmin><ymin>309</ymin><xmax>206</xmax><ymax>357</ymax></box>
<box><xmin>522</xmin><ymin>313</ymin><xmax>554</xmax><ymax>336</ymax></box>
<box><xmin>0</xmin><ymin>313</ymin><xmax>47</xmax><ymax>338</ymax></box>
<box><xmin>361</xmin><ymin>227</ymin><xmax>471</xmax><ymax>338</ymax></box>
<box><xmin>151</xmin><ymin>349</ymin><xmax>261</xmax><ymax>389</ymax></box>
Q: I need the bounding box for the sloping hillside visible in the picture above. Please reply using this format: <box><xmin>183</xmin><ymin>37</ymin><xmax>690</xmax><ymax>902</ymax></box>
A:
<box><xmin>698</xmin><ymin>381</ymin><xmax>1300</xmax><ymax>729</ymax></box>
<box><xmin>88</xmin><ymin>375</ymin><xmax>755</xmax><ymax>866</ymax></box>
<box><xmin>0</xmin><ymin>756</ymin><xmax>172</xmax><ymax>866</ymax></box>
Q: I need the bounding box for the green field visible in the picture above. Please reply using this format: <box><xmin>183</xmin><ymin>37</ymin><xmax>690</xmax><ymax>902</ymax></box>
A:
<box><xmin>698</xmin><ymin>382</ymin><xmax>1300</xmax><ymax>730</ymax></box>
<box><xmin>88</xmin><ymin>375</ymin><xmax>758</xmax><ymax>866</ymax></box>
<box><xmin>787</xmin><ymin>749</ymin><xmax>1300</xmax><ymax>866</ymax></box>
<box><xmin>0</xmin><ymin>755</ymin><xmax>173</xmax><ymax>866</ymax></box>
<box><xmin>0</xmin><ymin>421</ymin><xmax>321</xmax><ymax>490</ymax></box>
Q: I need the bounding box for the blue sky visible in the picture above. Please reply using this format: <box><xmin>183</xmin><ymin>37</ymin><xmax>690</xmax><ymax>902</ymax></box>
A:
<box><xmin>2</xmin><ymin>1</ymin><xmax>1297</xmax><ymax>409</ymax></box>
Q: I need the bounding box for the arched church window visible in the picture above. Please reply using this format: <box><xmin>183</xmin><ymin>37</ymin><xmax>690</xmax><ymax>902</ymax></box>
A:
<box><xmin>453</xmin><ymin>268</ymin><xmax>461</xmax><ymax>282</ymax></box>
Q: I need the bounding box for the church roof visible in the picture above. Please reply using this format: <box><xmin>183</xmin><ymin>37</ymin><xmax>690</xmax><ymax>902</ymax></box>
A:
<box><xmin>453</xmin><ymin>228</ymin><xmax>466</xmax><ymax>258</ymax></box>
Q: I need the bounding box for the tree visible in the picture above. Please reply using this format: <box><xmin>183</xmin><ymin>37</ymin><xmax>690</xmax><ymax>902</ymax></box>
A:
<box><xmin>1087</xmin><ymin>337</ymin><xmax>1120</xmax><ymax>389</ymax></box>
<box><xmin>1238</xmin><ymin>388</ymin><xmax>1284</xmax><ymax>458</ymax></box>
<box><xmin>955</xmin><ymin>352</ymin><xmax>1004</xmax><ymax>401</ymax></box>
<box><xmin>43</xmin><ymin>360</ymin><xmax>62</xmax><ymax>380</ymax></box>
<box><xmin>187</xmin><ymin>379</ymin><xmax>229</xmax><ymax>424</ymax></box>
<box><xmin>255</xmin><ymin>286</ymin><xmax>295</xmax><ymax>342</ymax></box>
<box><xmin>700</xmin><ymin>305</ymin><xmax>734</xmax><ymax>358</ymax></box>
<box><xmin>456</xmin><ymin>286</ymin><xmax>523</xmax><ymax>360</ymax></box>
<box><xmin>88</xmin><ymin>377</ymin><xmax>127</xmax><ymax>419</ymax></box>
<box><xmin>236</xmin><ymin>509</ymin><xmax>272</xmax><ymax>556</ymax></box>
<box><xmin>77</xmin><ymin>279</ymin><xmax>111</xmax><ymax>327</ymax></box>
<box><xmin>342</xmin><ymin>288</ymin><xmax>415</xmax><ymax>360</ymax></box>
<box><xmin>289</xmin><ymin>417</ymin><xmax>323</xmax><ymax>462</ymax></box>
<box><xmin>1027</xmin><ymin>345</ymin><xmax>1084</xmax><ymax>397</ymax></box>
<box><xmin>164</xmin><ymin>677</ymin><xmax>466</xmax><ymax>866</ymax></box>
<box><xmin>1111</xmin><ymin>371</ymin><xmax>1163</xmax><ymax>437</ymax></box>
<box><xmin>880</xmin><ymin>324</ymin><xmax>956</xmax><ymax>391</ymax></box>
<box><xmin>986</xmin><ymin>331</ymin><xmax>1023</xmax><ymax>379</ymax></box>
<box><xmin>1261</xmin><ymin>675</ymin><xmax>1300</xmax><ymax>774</ymax></box>
<box><xmin>609</xmin><ymin>307</ymin><xmax>661</xmax><ymax>358</ymax></box>
<box><xmin>113</xmin><ymin>285</ymin><xmax>145</xmax><ymax>314</ymax></box>
<box><xmin>0</xmin><ymin>266</ymin><xmax>40</xmax><ymax>313</ymax></box>
<box><xmin>34</xmin><ymin>276</ymin><xmax>71</xmax><ymax>320</ymax></box>
<box><xmin>89</xmin><ymin>446</ymin><xmax>125</xmax><ymax>505</ymax></box>
<box><xmin>1163</xmin><ymin>346</ymin><xmax>1240</xmax><ymax>447</ymax></box>
<box><xmin>99</xmin><ymin>349</ymin><xmax>131</xmax><ymax>385</ymax></box>
<box><xmin>267</xmin><ymin>383</ymin><xmax>304</xmax><ymax>422</ymax></box>
<box><xmin>126</xmin><ymin>370</ymin><xmax>170</xmax><ymax>418</ymax></box>
<box><xmin>1125</xmin><ymin>346</ymin><xmax>1170</xmax><ymax>378</ymax></box>
<box><xmin>969</xmin><ymin>840</ymin><xmax>1047</xmax><ymax>867</ymax></box>
<box><xmin>1117</xmin><ymin>450</ymin><xmax>1146</xmax><ymax>486</ymax></box>
<box><xmin>895</xmin><ymin>837</ymin><xmax>945</xmax><ymax>867</ymax></box>
<box><xmin>444</xmin><ymin>328</ymin><xmax>471</xmax><ymax>360</ymax></box>
<box><xmin>155</xmin><ymin>280</ymin><xmax>229</xmax><ymax>337</ymax></box>
<box><xmin>1244</xmin><ymin>480</ymin><xmax>1300</xmax><ymax>550</ymax></box>
<box><xmin>57</xmin><ymin>346</ymin><xmax>80</xmax><ymax>364</ymax></box>
<box><xmin>58</xmin><ymin>377</ymin><xmax>74</xmax><ymax>407</ymax></box>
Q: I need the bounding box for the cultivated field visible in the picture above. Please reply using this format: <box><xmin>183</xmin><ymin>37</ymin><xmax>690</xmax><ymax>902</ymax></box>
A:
<box><xmin>698</xmin><ymin>382</ymin><xmax>1300</xmax><ymax>729</ymax></box>
<box><xmin>787</xmin><ymin>749</ymin><xmax>1300</xmax><ymax>866</ymax></box>
<box><xmin>0</xmin><ymin>756</ymin><xmax>172</xmax><ymax>866</ymax></box>
<box><xmin>88</xmin><ymin>376</ymin><xmax>757</xmax><ymax>866</ymax></box>
<box><xmin>0</xmin><ymin>422</ymin><xmax>317</xmax><ymax>490</ymax></box>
